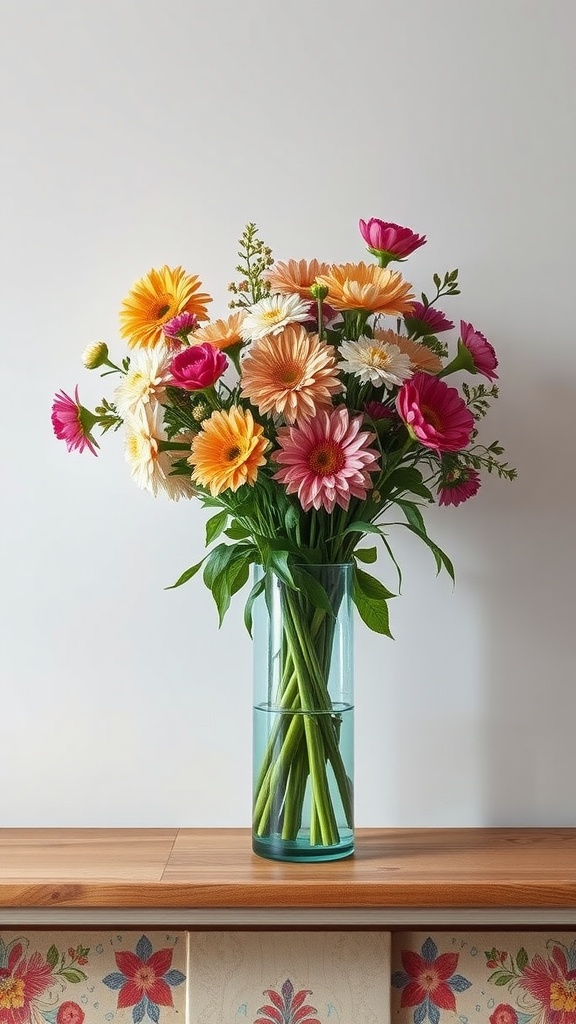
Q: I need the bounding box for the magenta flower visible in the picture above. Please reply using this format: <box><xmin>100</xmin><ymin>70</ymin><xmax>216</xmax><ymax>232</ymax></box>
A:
<box><xmin>438</xmin><ymin>466</ymin><xmax>481</xmax><ymax>506</ymax></box>
<box><xmin>404</xmin><ymin>301</ymin><xmax>454</xmax><ymax>337</ymax></box>
<box><xmin>273</xmin><ymin>405</ymin><xmax>380</xmax><ymax>513</ymax></box>
<box><xmin>302</xmin><ymin>299</ymin><xmax>341</xmax><ymax>329</ymax></box>
<box><xmin>460</xmin><ymin>320</ymin><xmax>499</xmax><ymax>380</ymax></box>
<box><xmin>396</xmin><ymin>372</ymin><xmax>474</xmax><ymax>452</ymax></box>
<box><xmin>163</xmin><ymin>311</ymin><xmax>198</xmax><ymax>342</ymax></box>
<box><xmin>363</xmin><ymin>399</ymin><xmax>395</xmax><ymax>421</ymax></box>
<box><xmin>359</xmin><ymin>218</ymin><xmax>426</xmax><ymax>263</ymax></box>
<box><xmin>51</xmin><ymin>386</ymin><xmax>99</xmax><ymax>456</ymax></box>
<box><xmin>169</xmin><ymin>343</ymin><xmax>227</xmax><ymax>390</ymax></box>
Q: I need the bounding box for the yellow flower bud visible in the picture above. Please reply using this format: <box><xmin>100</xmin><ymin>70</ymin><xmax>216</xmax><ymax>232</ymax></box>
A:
<box><xmin>82</xmin><ymin>341</ymin><xmax>109</xmax><ymax>370</ymax></box>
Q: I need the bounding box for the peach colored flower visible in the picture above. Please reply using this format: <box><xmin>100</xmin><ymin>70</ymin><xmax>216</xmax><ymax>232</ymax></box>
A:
<box><xmin>192</xmin><ymin>311</ymin><xmax>247</xmax><ymax>350</ymax></box>
<box><xmin>263</xmin><ymin>259</ymin><xmax>330</xmax><ymax>299</ymax></box>
<box><xmin>316</xmin><ymin>262</ymin><xmax>415</xmax><ymax>316</ymax></box>
<box><xmin>374</xmin><ymin>329</ymin><xmax>443</xmax><ymax>374</ymax></box>
<box><xmin>188</xmin><ymin>406</ymin><xmax>268</xmax><ymax>495</ymax></box>
<box><xmin>273</xmin><ymin>405</ymin><xmax>380</xmax><ymax>513</ymax></box>
<box><xmin>240</xmin><ymin>324</ymin><xmax>342</xmax><ymax>423</ymax></box>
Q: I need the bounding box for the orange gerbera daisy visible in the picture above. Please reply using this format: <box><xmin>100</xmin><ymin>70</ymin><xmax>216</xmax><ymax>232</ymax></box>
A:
<box><xmin>192</xmin><ymin>311</ymin><xmax>246</xmax><ymax>350</ymax></box>
<box><xmin>316</xmin><ymin>262</ymin><xmax>415</xmax><ymax>316</ymax></box>
<box><xmin>188</xmin><ymin>406</ymin><xmax>268</xmax><ymax>495</ymax></box>
<box><xmin>240</xmin><ymin>324</ymin><xmax>342</xmax><ymax>423</ymax></box>
<box><xmin>263</xmin><ymin>259</ymin><xmax>330</xmax><ymax>299</ymax></box>
<box><xmin>119</xmin><ymin>266</ymin><xmax>212</xmax><ymax>349</ymax></box>
<box><xmin>374</xmin><ymin>329</ymin><xmax>443</xmax><ymax>373</ymax></box>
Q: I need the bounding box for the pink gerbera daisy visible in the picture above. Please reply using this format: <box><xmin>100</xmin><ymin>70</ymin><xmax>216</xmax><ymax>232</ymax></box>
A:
<box><xmin>51</xmin><ymin>386</ymin><xmax>99</xmax><ymax>455</ymax></box>
<box><xmin>404</xmin><ymin>302</ymin><xmax>454</xmax><ymax>337</ymax></box>
<box><xmin>460</xmin><ymin>320</ymin><xmax>499</xmax><ymax>380</ymax></box>
<box><xmin>438</xmin><ymin>465</ymin><xmax>481</xmax><ymax>506</ymax></box>
<box><xmin>273</xmin><ymin>405</ymin><xmax>380</xmax><ymax>513</ymax></box>
<box><xmin>396</xmin><ymin>372</ymin><xmax>474</xmax><ymax>452</ymax></box>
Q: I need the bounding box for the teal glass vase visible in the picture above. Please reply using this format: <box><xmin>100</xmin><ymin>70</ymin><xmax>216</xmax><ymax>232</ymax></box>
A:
<box><xmin>252</xmin><ymin>564</ymin><xmax>354</xmax><ymax>862</ymax></box>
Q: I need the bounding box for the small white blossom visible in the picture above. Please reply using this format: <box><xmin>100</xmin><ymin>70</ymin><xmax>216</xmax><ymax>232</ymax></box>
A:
<box><xmin>240</xmin><ymin>294</ymin><xmax>310</xmax><ymax>341</ymax></box>
<box><xmin>115</xmin><ymin>345</ymin><xmax>174</xmax><ymax>420</ymax></box>
<box><xmin>339</xmin><ymin>336</ymin><xmax>413</xmax><ymax>388</ymax></box>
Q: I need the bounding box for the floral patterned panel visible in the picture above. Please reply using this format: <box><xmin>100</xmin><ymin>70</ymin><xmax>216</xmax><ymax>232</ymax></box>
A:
<box><xmin>391</xmin><ymin>931</ymin><xmax>576</xmax><ymax>1024</ymax></box>
<box><xmin>187</xmin><ymin>931</ymin><xmax>390</xmax><ymax>1024</ymax></box>
<box><xmin>0</xmin><ymin>931</ymin><xmax>186</xmax><ymax>1023</ymax></box>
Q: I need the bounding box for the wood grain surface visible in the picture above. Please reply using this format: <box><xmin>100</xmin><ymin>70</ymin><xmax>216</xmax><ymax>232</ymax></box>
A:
<box><xmin>0</xmin><ymin>828</ymin><xmax>575</xmax><ymax>909</ymax></box>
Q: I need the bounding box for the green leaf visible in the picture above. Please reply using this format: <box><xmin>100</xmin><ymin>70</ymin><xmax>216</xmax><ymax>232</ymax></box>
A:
<box><xmin>493</xmin><ymin>973</ymin><xmax>514</xmax><ymax>987</ymax></box>
<box><xmin>225</xmin><ymin>522</ymin><xmax>252</xmax><ymax>540</ymax></box>
<box><xmin>60</xmin><ymin>968</ymin><xmax>87</xmax><ymax>983</ymax></box>
<box><xmin>205</xmin><ymin>510</ymin><xmax>229</xmax><ymax>546</ymax></box>
<box><xmin>401</xmin><ymin>523</ymin><xmax>455</xmax><ymax>581</ymax></box>
<box><xmin>354</xmin><ymin>546</ymin><xmax>378</xmax><ymax>564</ymax></box>
<box><xmin>284</xmin><ymin>504</ymin><xmax>300</xmax><ymax>534</ymax></box>
<box><xmin>386</xmin><ymin>467</ymin><xmax>433</xmax><ymax>501</ymax></box>
<box><xmin>203</xmin><ymin>543</ymin><xmax>238</xmax><ymax>589</ymax></box>
<box><xmin>243</xmin><ymin>576</ymin><xmax>265</xmax><ymax>637</ymax></box>
<box><xmin>203</xmin><ymin>544</ymin><xmax>255</xmax><ymax>625</ymax></box>
<box><xmin>392</xmin><ymin>500</ymin><xmax>455</xmax><ymax>581</ymax></box>
<box><xmin>165</xmin><ymin>557</ymin><xmax>206</xmax><ymax>590</ymax></box>
<box><xmin>291</xmin><ymin>566</ymin><xmax>336</xmax><ymax>617</ymax></box>
<box><xmin>379</xmin><ymin>533</ymin><xmax>403</xmax><ymax>593</ymax></box>
<box><xmin>516</xmin><ymin>947</ymin><xmax>528</xmax><ymax>972</ymax></box>
<box><xmin>265</xmin><ymin>548</ymin><xmax>296</xmax><ymax>589</ymax></box>
<box><xmin>46</xmin><ymin>944</ymin><xmax>59</xmax><ymax>969</ymax></box>
<box><xmin>396</xmin><ymin>498</ymin><xmax>427</xmax><ymax>533</ymax></box>
<box><xmin>352</xmin><ymin>567</ymin><xmax>395</xmax><ymax>637</ymax></box>
<box><xmin>342</xmin><ymin>521</ymin><xmax>385</xmax><ymax>538</ymax></box>
<box><xmin>229</xmin><ymin>557</ymin><xmax>251</xmax><ymax>597</ymax></box>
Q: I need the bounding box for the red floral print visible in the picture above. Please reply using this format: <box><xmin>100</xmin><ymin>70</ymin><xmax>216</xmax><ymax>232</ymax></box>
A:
<box><xmin>0</xmin><ymin>943</ymin><xmax>53</xmax><ymax>1024</ymax></box>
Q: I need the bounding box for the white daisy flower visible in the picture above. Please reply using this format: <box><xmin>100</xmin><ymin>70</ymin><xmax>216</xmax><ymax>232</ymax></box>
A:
<box><xmin>124</xmin><ymin>403</ymin><xmax>194</xmax><ymax>501</ymax></box>
<box><xmin>240</xmin><ymin>293</ymin><xmax>311</xmax><ymax>341</ymax></box>
<box><xmin>339</xmin><ymin>336</ymin><xmax>413</xmax><ymax>388</ymax></box>
<box><xmin>114</xmin><ymin>344</ymin><xmax>174</xmax><ymax>420</ymax></box>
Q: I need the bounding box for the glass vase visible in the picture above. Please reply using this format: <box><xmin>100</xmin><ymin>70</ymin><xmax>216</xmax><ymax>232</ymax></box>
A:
<box><xmin>252</xmin><ymin>563</ymin><xmax>354</xmax><ymax>862</ymax></box>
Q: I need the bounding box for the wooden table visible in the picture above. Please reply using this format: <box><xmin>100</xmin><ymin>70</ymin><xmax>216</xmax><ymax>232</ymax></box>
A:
<box><xmin>1</xmin><ymin>827</ymin><xmax>576</xmax><ymax>926</ymax></box>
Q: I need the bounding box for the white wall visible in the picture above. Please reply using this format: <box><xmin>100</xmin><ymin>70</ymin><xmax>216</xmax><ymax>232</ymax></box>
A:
<box><xmin>2</xmin><ymin>0</ymin><xmax>574</xmax><ymax>827</ymax></box>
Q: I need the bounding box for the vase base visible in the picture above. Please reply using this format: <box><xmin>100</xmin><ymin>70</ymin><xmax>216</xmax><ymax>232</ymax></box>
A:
<box><xmin>252</xmin><ymin>829</ymin><xmax>354</xmax><ymax>863</ymax></box>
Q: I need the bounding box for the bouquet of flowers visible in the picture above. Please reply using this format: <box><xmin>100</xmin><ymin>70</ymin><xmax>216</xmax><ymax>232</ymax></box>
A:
<box><xmin>52</xmin><ymin>217</ymin><xmax>515</xmax><ymax>854</ymax></box>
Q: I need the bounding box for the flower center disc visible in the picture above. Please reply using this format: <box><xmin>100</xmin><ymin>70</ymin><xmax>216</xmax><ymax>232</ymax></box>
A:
<box><xmin>0</xmin><ymin>977</ymin><xmax>25</xmax><ymax>1009</ymax></box>
<box><xmin>309</xmin><ymin>442</ymin><xmax>345</xmax><ymax>476</ymax></box>
<box><xmin>551</xmin><ymin>980</ymin><xmax>576</xmax><ymax>1012</ymax></box>
<box><xmin>421</xmin><ymin>404</ymin><xmax>442</xmax><ymax>431</ymax></box>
